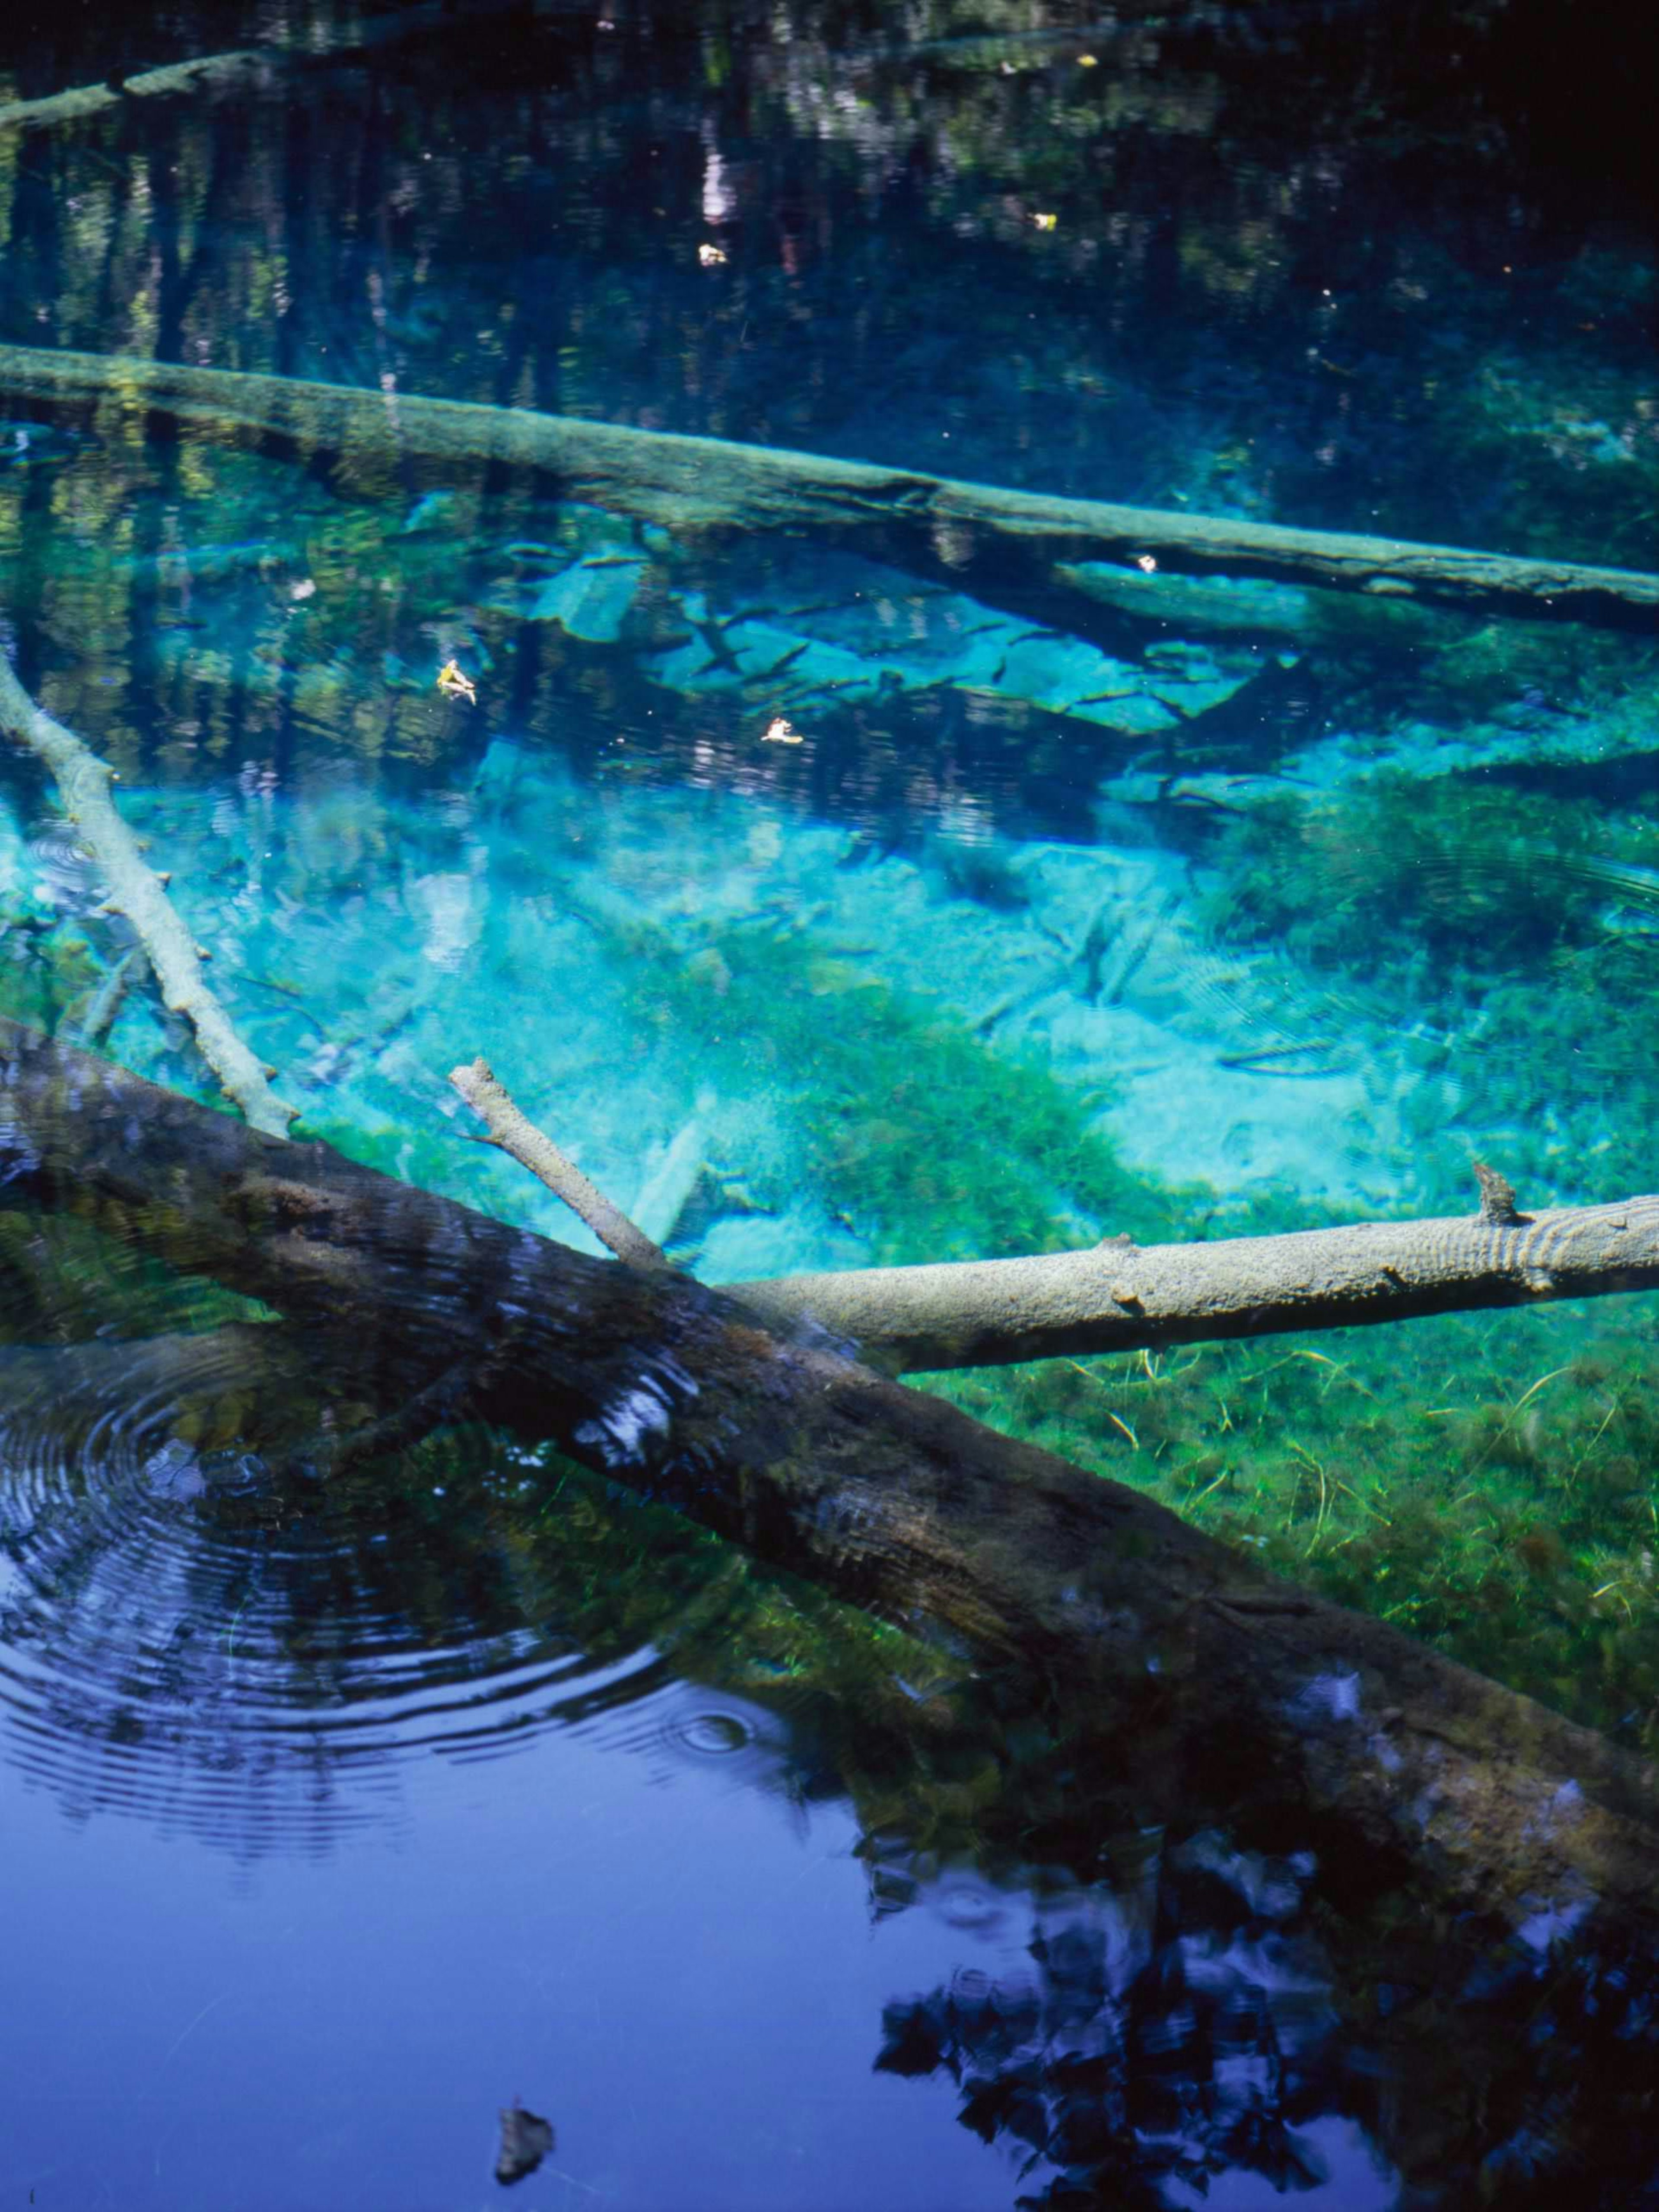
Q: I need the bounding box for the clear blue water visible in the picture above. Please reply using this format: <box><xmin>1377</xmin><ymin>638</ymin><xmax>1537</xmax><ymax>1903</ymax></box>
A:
<box><xmin>0</xmin><ymin>4</ymin><xmax>1657</xmax><ymax>2205</ymax></box>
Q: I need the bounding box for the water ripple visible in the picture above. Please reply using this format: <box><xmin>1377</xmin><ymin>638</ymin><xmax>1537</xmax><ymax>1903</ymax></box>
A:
<box><xmin>0</xmin><ymin>1316</ymin><xmax>782</xmax><ymax>1853</ymax></box>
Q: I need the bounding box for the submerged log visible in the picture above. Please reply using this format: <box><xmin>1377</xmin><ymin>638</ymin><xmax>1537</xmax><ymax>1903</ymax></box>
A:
<box><xmin>449</xmin><ymin>1053</ymin><xmax>1659</xmax><ymax>1373</ymax></box>
<box><xmin>0</xmin><ymin>0</ymin><xmax>532</xmax><ymax>136</ymax></box>
<box><xmin>0</xmin><ymin>345</ymin><xmax>1654</xmax><ymax>633</ymax></box>
<box><xmin>4</xmin><ymin>1020</ymin><xmax>1659</xmax><ymax>1951</ymax></box>
<box><xmin>0</xmin><ymin>662</ymin><xmax>297</xmax><ymax>1139</ymax></box>
<box><xmin>734</xmin><ymin>1190</ymin><xmax>1659</xmax><ymax>1370</ymax></box>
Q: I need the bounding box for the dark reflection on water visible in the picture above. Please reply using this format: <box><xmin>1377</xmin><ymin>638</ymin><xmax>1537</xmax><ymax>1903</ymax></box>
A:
<box><xmin>4</xmin><ymin>1256</ymin><xmax>1659</xmax><ymax>2202</ymax></box>
<box><xmin>876</xmin><ymin>1834</ymin><xmax>1359</xmax><ymax>2208</ymax></box>
<box><xmin>0</xmin><ymin>1326</ymin><xmax>811</xmax><ymax>1850</ymax></box>
<box><xmin>860</xmin><ymin>1793</ymin><xmax>1659</xmax><ymax>2208</ymax></box>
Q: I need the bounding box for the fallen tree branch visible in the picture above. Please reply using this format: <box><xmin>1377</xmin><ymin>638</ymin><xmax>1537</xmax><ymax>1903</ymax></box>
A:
<box><xmin>448</xmin><ymin>1056</ymin><xmax>670</xmax><ymax>1271</ymax></box>
<box><xmin>460</xmin><ymin>1062</ymin><xmax>1659</xmax><ymax>1373</ymax></box>
<box><xmin>0</xmin><ymin>1</ymin><xmax>533</xmax><ymax>136</ymax></box>
<box><xmin>0</xmin><ymin>660</ymin><xmax>296</xmax><ymax>1138</ymax></box>
<box><xmin>0</xmin><ymin>51</ymin><xmax>266</xmax><ymax>133</ymax></box>
<box><xmin>731</xmin><ymin>1179</ymin><xmax>1659</xmax><ymax>1370</ymax></box>
<box><xmin>0</xmin><ymin>346</ymin><xmax>1653</xmax><ymax>632</ymax></box>
<box><xmin>5</xmin><ymin>1016</ymin><xmax>1659</xmax><ymax>1952</ymax></box>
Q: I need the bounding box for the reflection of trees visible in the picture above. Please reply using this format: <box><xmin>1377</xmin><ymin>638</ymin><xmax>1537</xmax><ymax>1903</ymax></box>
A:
<box><xmin>871</xmin><ymin>1813</ymin><xmax>1659</xmax><ymax>2208</ymax></box>
<box><xmin>877</xmin><ymin>1833</ymin><xmax>1356</xmax><ymax>2208</ymax></box>
<box><xmin>0</xmin><ymin>0</ymin><xmax>1647</xmax><ymax>560</ymax></box>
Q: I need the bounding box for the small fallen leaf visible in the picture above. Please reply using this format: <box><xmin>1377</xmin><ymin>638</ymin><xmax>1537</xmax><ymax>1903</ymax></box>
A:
<box><xmin>495</xmin><ymin>2099</ymin><xmax>555</xmax><ymax>2187</ymax></box>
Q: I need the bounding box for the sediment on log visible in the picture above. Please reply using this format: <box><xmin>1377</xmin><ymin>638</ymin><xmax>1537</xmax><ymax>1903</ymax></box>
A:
<box><xmin>0</xmin><ymin>345</ymin><xmax>1655</xmax><ymax>632</ymax></box>
<box><xmin>0</xmin><ymin>661</ymin><xmax>296</xmax><ymax>1138</ymax></box>
<box><xmin>4</xmin><ymin>1017</ymin><xmax>1659</xmax><ymax>1950</ymax></box>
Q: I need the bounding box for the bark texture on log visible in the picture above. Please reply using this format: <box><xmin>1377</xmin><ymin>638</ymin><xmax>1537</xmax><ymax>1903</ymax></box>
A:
<box><xmin>735</xmin><ymin>1196</ymin><xmax>1659</xmax><ymax>1370</ymax></box>
<box><xmin>3</xmin><ymin>1019</ymin><xmax>1659</xmax><ymax>1950</ymax></box>
<box><xmin>0</xmin><ymin>345</ymin><xmax>1654</xmax><ymax>632</ymax></box>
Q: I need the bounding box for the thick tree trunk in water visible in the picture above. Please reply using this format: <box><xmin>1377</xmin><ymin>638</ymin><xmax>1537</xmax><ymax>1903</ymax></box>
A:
<box><xmin>0</xmin><ymin>344</ymin><xmax>1656</xmax><ymax>632</ymax></box>
<box><xmin>3</xmin><ymin>1017</ymin><xmax>1657</xmax><ymax>1948</ymax></box>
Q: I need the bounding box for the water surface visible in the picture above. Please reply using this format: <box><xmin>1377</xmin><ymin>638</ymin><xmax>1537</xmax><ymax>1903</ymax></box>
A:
<box><xmin>1</xmin><ymin>3</ymin><xmax>1657</xmax><ymax>2204</ymax></box>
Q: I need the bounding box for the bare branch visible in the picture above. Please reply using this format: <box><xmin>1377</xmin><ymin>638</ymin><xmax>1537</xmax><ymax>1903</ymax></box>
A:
<box><xmin>440</xmin><ymin>1060</ymin><xmax>1659</xmax><ymax>1373</ymax></box>
<box><xmin>448</xmin><ymin>1056</ymin><xmax>670</xmax><ymax>1272</ymax></box>
<box><xmin>735</xmin><ymin>1176</ymin><xmax>1659</xmax><ymax>1371</ymax></box>
<box><xmin>0</xmin><ymin>658</ymin><xmax>296</xmax><ymax>1138</ymax></box>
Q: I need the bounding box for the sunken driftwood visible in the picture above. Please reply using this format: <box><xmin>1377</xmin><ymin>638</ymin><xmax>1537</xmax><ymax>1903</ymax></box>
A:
<box><xmin>0</xmin><ymin>49</ymin><xmax>268</xmax><ymax>132</ymax></box>
<box><xmin>449</xmin><ymin>1056</ymin><xmax>670</xmax><ymax>1272</ymax></box>
<box><xmin>0</xmin><ymin>1</ymin><xmax>530</xmax><ymax>135</ymax></box>
<box><xmin>0</xmin><ymin>346</ymin><xmax>1655</xmax><ymax>633</ymax></box>
<box><xmin>455</xmin><ymin>1049</ymin><xmax>1659</xmax><ymax>1373</ymax></box>
<box><xmin>5</xmin><ymin>1020</ymin><xmax>1659</xmax><ymax>1949</ymax></box>
<box><xmin>0</xmin><ymin>661</ymin><xmax>296</xmax><ymax>1139</ymax></box>
<box><xmin>731</xmin><ymin>1189</ymin><xmax>1659</xmax><ymax>1370</ymax></box>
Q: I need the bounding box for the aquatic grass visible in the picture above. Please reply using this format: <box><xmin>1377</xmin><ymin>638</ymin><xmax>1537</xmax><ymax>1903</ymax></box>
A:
<box><xmin>929</xmin><ymin>1298</ymin><xmax>1659</xmax><ymax>1745</ymax></box>
<box><xmin>0</xmin><ymin>917</ymin><xmax>100</xmax><ymax>1037</ymax></box>
<box><xmin>639</xmin><ymin>912</ymin><xmax>1201</xmax><ymax>1264</ymax></box>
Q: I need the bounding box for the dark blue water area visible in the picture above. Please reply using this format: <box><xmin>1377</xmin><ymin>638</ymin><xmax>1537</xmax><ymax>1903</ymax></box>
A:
<box><xmin>0</xmin><ymin>3</ymin><xmax>1657</xmax><ymax>2207</ymax></box>
<box><xmin>4</xmin><ymin>1684</ymin><xmax>1011</xmax><ymax>2210</ymax></box>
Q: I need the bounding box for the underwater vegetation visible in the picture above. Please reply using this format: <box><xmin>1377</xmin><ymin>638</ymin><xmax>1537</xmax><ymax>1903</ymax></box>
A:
<box><xmin>7</xmin><ymin>678</ymin><xmax>1659</xmax><ymax>1756</ymax></box>
<box><xmin>933</xmin><ymin>1295</ymin><xmax>1659</xmax><ymax>1751</ymax></box>
<box><xmin>1189</xmin><ymin>772</ymin><xmax>1659</xmax><ymax>1209</ymax></box>
<box><xmin>0</xmin><ymin>0</ymin><xmax>1651</xmax><ymax>1821</ymax></box>
<box><xmin>635</xmin><ymin>913</ymin><xmax>1197</xmax><ymax>1268</ymax></box>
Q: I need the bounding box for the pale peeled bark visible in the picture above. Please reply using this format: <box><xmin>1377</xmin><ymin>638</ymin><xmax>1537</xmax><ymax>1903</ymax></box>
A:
<box><xmin>734</xmin><ymin>1196</ymin><xmax>1659</xmax><ymax>1370</ymax></box>
<box><xmin>0</xmin><ymin>661</ymin><xmax>296</xmax><ymax>1138</ymax></box>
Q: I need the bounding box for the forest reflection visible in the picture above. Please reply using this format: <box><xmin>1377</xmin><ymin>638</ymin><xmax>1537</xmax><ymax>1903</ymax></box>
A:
<box><xmin>0</xmin><ymin>0</ymin><xmax>1650</xmax><ymax>559</ymax></box>
<box><xmin>1</xmin><ymin>6</ymin><xmax>1657</xmax><ymax>2205</ymax></box>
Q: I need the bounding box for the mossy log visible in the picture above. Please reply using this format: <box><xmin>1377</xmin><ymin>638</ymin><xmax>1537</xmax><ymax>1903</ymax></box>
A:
<box><xmin>0</xmin><ymin>344</ymin><xmax>1655</xmax><ymax>633</ymax></box>
<box><xmin>5</xmin><ymin>1018</ymin><xmax>1659</xmax><ymax>1952</ymax></box>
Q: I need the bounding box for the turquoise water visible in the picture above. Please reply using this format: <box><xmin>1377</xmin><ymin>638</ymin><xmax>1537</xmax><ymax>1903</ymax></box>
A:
<box><xmin>0</xmin><ymin>3</ymin><xmax>1657</xmax><ymax>2205</ymax></box>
